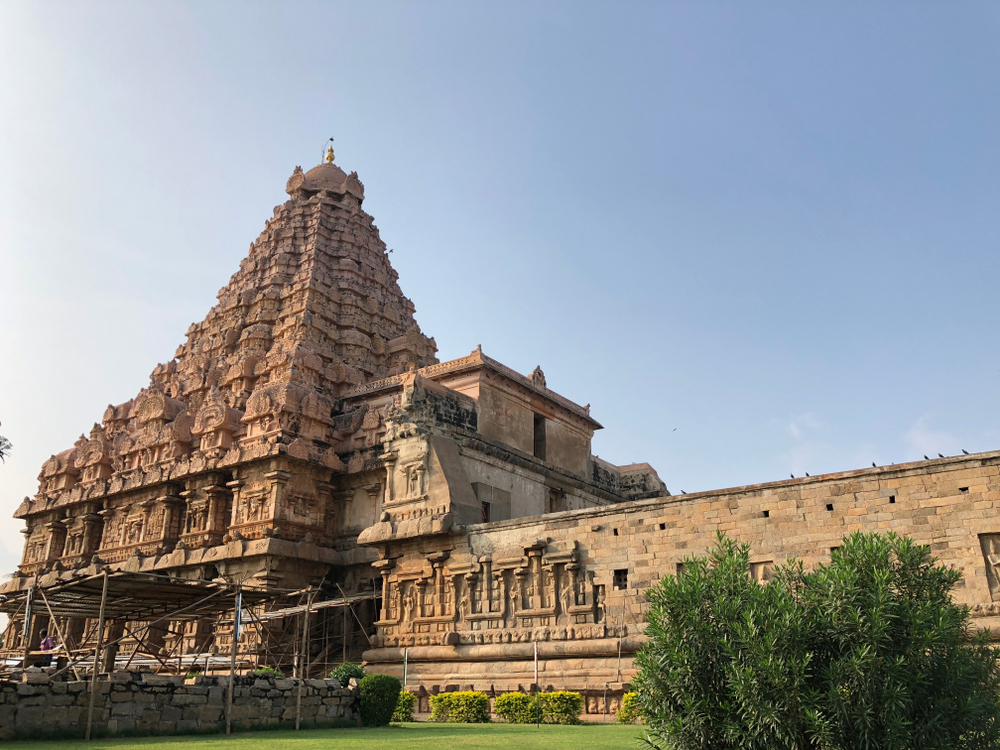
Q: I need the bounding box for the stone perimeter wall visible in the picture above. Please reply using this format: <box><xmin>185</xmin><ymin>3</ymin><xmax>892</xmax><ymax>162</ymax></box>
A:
<box><xmin>0</xmin><ymin>670</ymin><xmax>358</xmax><ymax>740</ymax></box>
<box><xmin>365</xmin><ymin>450</ymin><xmax>1000</xmax><ymax>716</ymax></box>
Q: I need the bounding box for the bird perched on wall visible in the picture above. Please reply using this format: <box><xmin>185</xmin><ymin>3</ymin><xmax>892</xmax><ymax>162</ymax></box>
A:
<box><xmin>924</xmin><ymin>455</ymin><xmax>930</xmax><ymax>460</ymax></box>
<box><xmin>790</xmin><ymin>473</ymin><xmax>795</xmax><ymax>478</ymax></box>
<box><xmin>938</xmin><ymin>453</ymin><xmax>945</xmax><ymax>458</ymax></box>
<box><xmin>963</xmin><ymin>449</ymin><xmax>970</xmax><ymax>455</ymax></box>
<box><xmin>872</xmin><ymin>462</ymin><xmax>876</xmax><ymax>467</ymax></box>
<box><xmin>805</xmin><ymin>473</ymin><xmax>810</xmax><ymax>477</ymax></box>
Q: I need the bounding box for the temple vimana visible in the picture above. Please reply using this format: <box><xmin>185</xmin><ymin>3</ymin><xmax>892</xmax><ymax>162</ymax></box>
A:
<box><xmin>5</xmin><ymin>149</ymin><xmax>1000</xmax><ymax>717</ymax></box>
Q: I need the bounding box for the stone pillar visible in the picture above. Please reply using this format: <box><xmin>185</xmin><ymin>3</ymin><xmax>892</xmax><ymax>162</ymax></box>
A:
<box><xmin>374</xmin><ymin>559</ymin><xmax>394</xmax><ymax>622</ymax></box>
<box><xmin>44</xmin><ymin>520</ymin><xmax>66</xmax><ymax>561</ymax></box>
<box><xmin>159</xmin><ymin>497</ymin><xmax>183</xmax><ymax>542</ymax></box>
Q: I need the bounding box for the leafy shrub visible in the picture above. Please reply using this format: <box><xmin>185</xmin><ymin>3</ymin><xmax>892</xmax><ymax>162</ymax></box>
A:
<box><xmin>636</xmin><ymin>531</ymin><xmax>1000</xmax><ymax>750</ymax></box>
<box><xmin>329</xmin><ymin>662</ymin><xmax>365</xmax><ymax>686</ymax></box>
<box><xmin>494</xmin><ymin>692</ymin><xmax>535</xmax><ymax>723</ymax></box>
<box><xmin>494</xmin><ymin>691</ymin><xmax>582</xmax><ymax>724</ymax></box>
<box><xmin>252</xmin><ymin>666</ymin><xmax>282</xmax><ymax>678</ymax></box>
<box><xmin>358</xmin><ymin>673</ymin><xmax>402</xmax><ymax>727</ymax></box>
<box><xmin>429</xmin><ymin>691</ymin><xmax>491</xmax><ymax>723</ymax></box>
<box><xmin>617</xmin><ymin>692</ymin><xmax>642</xmax><ymax>724</ymax></box>
<box><xmin>539</xmin><ymin>691</ymin><xmax>583</xmax><ymax>724</ymax></box>
<box><xmin>392</xmin><ymin>689</ymin><xmax>416</xmax><ymax>722</ymax></box>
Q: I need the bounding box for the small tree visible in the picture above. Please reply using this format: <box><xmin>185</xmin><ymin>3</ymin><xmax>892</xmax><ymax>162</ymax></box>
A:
<box><xmin>0</xmin><ymin>421</ymin><xmax>11</xmax><ymax>463</ymax></box>
<box><xmin>635</xmin><ymin>532</ymin><xmax>1000</xmax><ymax>750</ymax></box>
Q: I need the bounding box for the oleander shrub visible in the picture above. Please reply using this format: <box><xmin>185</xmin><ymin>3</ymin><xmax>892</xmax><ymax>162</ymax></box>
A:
<box><xmin>636</xmin><ymin>531</ymin><xmax>1000</xmax><ymax>750</ymax></box>
<box><xmin>539</xmin><ymin>691</ymin><xmax>583</xmax><ymax>724</ymax></box>
<box><xmin>358</xmin><ymin>673</ymin><xmax>402</xmax><ymax>727</ymax></box>
<box><xmin>393</xmin><ymin>689</ymin><xmax>417</xmax><ymax>722</ymax></box>
<box><xmin>329</xmin><ymin>662</ymin><xmax>365</xmax><ymax>686</ymax></box>
<box><xmin>429</xmin><ymin>690</ymin><xmax>491</xmax><ymax>723</ymax></box>
<box><xmin>494</xmin><ymin>691</ymin><xmax>535</xmax><ymax>723</ymax></box>
<box><xmin>617</xmin><ymin>691</ymin><xmax>642</xmax><ymax>724</ymax></box>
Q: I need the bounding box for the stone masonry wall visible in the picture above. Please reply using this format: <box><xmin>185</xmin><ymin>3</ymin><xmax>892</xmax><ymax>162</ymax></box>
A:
<box><xmin>365</xmin><ymin>450</ymin><xmax>1000</xmax><ymax>718</ymax></box>
<box><xmin>0</xmin><ymin>669</ymin><xmax>358</xmax><ymax>740</ymax></box>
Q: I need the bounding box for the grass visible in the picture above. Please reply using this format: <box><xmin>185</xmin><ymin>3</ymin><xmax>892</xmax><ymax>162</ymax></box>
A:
<box><xmin>3</xmin><ymin>723</ymin><xmax>647</xmax><ymax>750</ymax></box>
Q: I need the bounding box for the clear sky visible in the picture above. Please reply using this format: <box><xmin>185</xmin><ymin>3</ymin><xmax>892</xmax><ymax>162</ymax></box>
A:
<box><xmin>1</xmin><ymin>2</ymin><xmax>999</xmax><ymax>583</ymax></box>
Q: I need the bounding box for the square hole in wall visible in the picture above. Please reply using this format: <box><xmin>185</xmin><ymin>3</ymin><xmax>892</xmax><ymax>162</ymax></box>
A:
<box><xmin>676</xmin><ymin>562</ymin><xmax>687</xmax><ymax>577</ymax></box>
<box><xmin>613</xmin><ymin>528</ymin><xmax>619</xmax><ymax>536</ymax></box>
<box><xmin>762</xmin><ymin>510</ymin><xmax>770</xmax><ymax>518</ymax></box>
<box><xmin>960</xmin><ymin>487</ymin><xmax>970</xmax><ymax>494</ymax></box>
<box><xmin>613</xmin><ymin>569</ymin><xmax>629</xmax><ymax>590</ymax></box>
<box><xmin>889</xmin><ymin>495</ymin><xmax>896</xmax><ymax>504</ymax></box>
<box><xmin>659</xmin><ymin>522</ymin><xmax>666</xmax><ymax>531</ymax></box>
<box><xmin>826</xmin><ymin>503</ymin><xmax>834</xmax><ymax>511</ymax></box>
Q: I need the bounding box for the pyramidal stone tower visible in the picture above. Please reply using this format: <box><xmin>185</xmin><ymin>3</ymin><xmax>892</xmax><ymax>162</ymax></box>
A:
<box><xmin>5</xmin><ymin>148</ymin><xmax>666</xmax><ymax>671</ymax></box>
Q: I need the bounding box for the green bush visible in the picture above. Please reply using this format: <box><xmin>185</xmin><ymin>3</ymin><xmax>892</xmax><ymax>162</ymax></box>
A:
<box><xmin>494</xmin><ymin>692</ymin><xmax>535</xmax><ymax>723</ymax></box>
<box><xmin>252</xmin><ymin>666</ymin><xmax>282</xmax><ymax>678</ymax></box>
<box><xmin>429</xmin><ymin>691</ymin><xmax>491</xmax><ymax>723</ymax></box>
<box><xmin>635</xmin><ymin>531</ymin><xmax>1000</xmax><ymax>750</ymax></box>
<box><xmin>329</xmin><ymin>662</ymin><xmax>365</xmax><ymax>686</ymax></box>
<box><xmin>539</xmin><ymin>691</ymin><xmax>583</xmax><ymax>724</ymax></box>
<box><xmin>358</xmin><ymin>673</ymin><xmax>402</xmax><ymax>727</ymax></box>
<box><xmin>617</xmin><ymin>692</ymin><xmax>642</xmax><ymax>724</ymax></box>
<box><xmin>493</xmin><ymin>691</ymin><xmax>583</xmax><ymax>724</ymax></box>
<box><xmin>392</xmin><ymin>689</ymin><xmax>416</xmax><ymax>722</ymax></box>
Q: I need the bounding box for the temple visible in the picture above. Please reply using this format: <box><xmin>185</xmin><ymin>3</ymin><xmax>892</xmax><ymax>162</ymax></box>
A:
<box><xmin>5</xmin><ymin>149</ymin><xmax>1000</xmax><ymax>719</ymax></box>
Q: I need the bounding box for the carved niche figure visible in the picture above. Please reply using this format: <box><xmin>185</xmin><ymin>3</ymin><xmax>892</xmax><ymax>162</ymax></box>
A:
<box><xmin>126</xmin><ymin>518</ymin><xmax>143</xmax><ymax>545</ymax></box>
<box><xmin>508</xmin><ymin>580</ymin><xmax>520</xmax><ymax>620</ymax></box>
<box><xmin>403</xmin><ymin>586</ymin><xmax>416</xmax><ymax>622</ymax></box>
<box><xmin>560</xmin><ymin>574</ymin><xmax>573</xmax><ymax>616</ymax></box>
<box><xmin>239</xmin><ymin>493</ymin><xmax>267</xmax><ymax>524</ymax></box>
<box><xmin>390</xmin><ymin>584</ymin><xmax>402</xmax><ymax>620</ymax></box>
<box><xmin>980</xmin><ymin>534</ymin><xmax>1000</xmax><ymax>601</ymax></box>
<box><xmin>403</xmin><ymin>464</ymin><xmax>426</xmax><ymax>498</ymax></box>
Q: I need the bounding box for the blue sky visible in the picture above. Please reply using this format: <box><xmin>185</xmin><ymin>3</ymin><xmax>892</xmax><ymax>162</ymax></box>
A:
<box><xmin>1</xmin><ymin>2</ymin><xmax>999</xmax><ymax>578</ymax></box>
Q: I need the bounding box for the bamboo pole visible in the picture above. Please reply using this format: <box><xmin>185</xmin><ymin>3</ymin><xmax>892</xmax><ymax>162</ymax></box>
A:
<box><xmin>37</xmin><ymin>587</ymin><xmax>81</xmax><ymax>680</ymax></box>
<box><xmin>85</xmin><ymin>569</ymin><xmax>110</xmax><ymax>741</ymax></box>
<box><xmin>295</xmin><ymin>590</ymin><xmax>313</xmax><ymax>730</ymax></box>
<box><xmin>225</xmin><ymin>585</ymin><xmax>241</xmax><ymax>735</ymax></box>
<box><xmin>21</xmin><ymin>586</ymin><xmax>34</xmax><ymax>670</ymax></box>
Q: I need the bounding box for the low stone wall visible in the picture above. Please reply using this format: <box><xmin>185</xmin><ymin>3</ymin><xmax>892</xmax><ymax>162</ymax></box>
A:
<box><xmin>0</xmin><ymin>669</ymin><xmax>359</xmax><ymax>740</ymax></box>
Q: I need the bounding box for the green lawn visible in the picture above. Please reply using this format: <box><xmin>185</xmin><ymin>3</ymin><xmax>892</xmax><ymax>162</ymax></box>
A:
<box><xmin>7</xmin><ymin>723</ymin><xmax>648</xmax><ymax>750</ymax></box>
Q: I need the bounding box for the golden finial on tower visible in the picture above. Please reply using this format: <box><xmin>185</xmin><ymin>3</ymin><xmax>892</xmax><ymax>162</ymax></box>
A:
<box><xmin>325</xmin><ymin>146</ymin><xmax>335</xmax><ymax>163</ymax></box>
